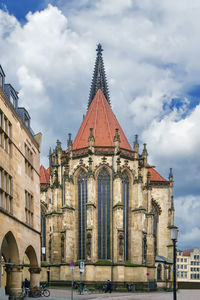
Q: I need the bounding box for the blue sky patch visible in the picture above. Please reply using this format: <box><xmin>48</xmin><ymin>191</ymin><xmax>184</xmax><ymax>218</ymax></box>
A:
<box><xmin>0</xmin><ymin>0</ymin><xmax>45</xmax><ymax>22</ymax></box>
<box><xmin>163</xmin><ymin>87</ymin><xmax>200</xmax><ymax>120</ymax></box>
<box><xmin>187</xmin><ymin>84</ymin><xmax>200</xmax><ymax>100</ymax></box>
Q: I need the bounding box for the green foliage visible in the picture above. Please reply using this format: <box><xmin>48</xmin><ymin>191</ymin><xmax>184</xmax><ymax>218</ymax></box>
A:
<box><xmin>62</xmin><ymin>204</ymin><xmax>75</xmax><ymax>210</ymax></box>
<box><xmin>95</xmin><ymin>260</ymin><xmax>112</xmax><ymax>266</ymax></box>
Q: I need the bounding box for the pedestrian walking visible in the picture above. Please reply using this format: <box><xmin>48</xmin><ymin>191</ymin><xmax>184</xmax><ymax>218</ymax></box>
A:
<box><xmin>105</xmin><ymin>280</ymin><xmax>112</xmax><ymax>293</ymax></box>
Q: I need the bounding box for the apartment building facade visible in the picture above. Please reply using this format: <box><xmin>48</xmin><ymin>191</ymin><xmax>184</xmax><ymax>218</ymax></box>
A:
<box><xmin>177</xmin><ymin>248</ymin><xmax>200</xmax><ymax>282</ymax></box>
<box><xmin>0</xmin><ymin>65</ymin><xmax>41</xmax><ymax>297</ymax></box>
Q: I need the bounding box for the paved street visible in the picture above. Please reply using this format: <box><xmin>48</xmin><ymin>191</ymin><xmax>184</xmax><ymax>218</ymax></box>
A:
<box><xmin>1</xmin><ymin>288</ymin><xmax>200</xmax><ymax>299</ymax></box>
<box><xmin>46</xmin><ymin>289</ymin><xmax>200</xmax><ymax>299</ymax></box>
<box><xmin>29</xmin><ymin>289</ymin><xmax>200</xmax><ymax>299</ymax></box>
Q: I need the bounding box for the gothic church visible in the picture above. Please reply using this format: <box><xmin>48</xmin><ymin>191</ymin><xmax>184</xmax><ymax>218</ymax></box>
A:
<box><xmin>40</xmin><ymin>44</ymin><xmax>174</xmax><ymax>289</ymax></box>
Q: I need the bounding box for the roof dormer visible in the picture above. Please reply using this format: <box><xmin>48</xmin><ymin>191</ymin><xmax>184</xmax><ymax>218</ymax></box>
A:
<box><xmin>4</xmin><ymin>84</ymin><xmax>19</xmax><ymax>109</ymax></box>
<box><xmin>16</xmin><ymin>107</ymin><xmax>31</xmax><ymax>129</ymax></box>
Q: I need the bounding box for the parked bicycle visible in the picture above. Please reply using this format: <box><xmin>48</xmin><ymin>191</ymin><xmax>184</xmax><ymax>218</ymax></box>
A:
<box><xmin>99</xmin><ymin>284</ymin><xmax>106</xmax><ymax>293</ymax></box>
<box><xmin>22</xmin><ymin>286</ymin><xmax>30</xmax><ymax>297</ymax></box>
<box><xmin>32</xmin><ymin>284</ymin><xmax>50</xmax><ymax>297</ymax></box>
<box><xmin>77</xmin><ymin>283</ymin><xmax>89</xmax><ymax>295</ymax></box>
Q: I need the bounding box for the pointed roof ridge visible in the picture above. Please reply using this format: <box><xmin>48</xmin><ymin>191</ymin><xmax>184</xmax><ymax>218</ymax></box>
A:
<box><xmin>73</xmin><ymin>89</ymin><xmax>132</xmax><ymax>151</ymax></box>
<box><xmin>88</xmin><ymin>43</ymin><xmax>110</xmax><ymax>109</ymax></box>
<box><xmin>148</xmin><ymin>167</ymin><xmax>167</xmax><ymax>182</ymax></box>
<box><xmin>40</xmin><ymin>165</ymin><xmax>50</xmax><ymax>184</ymax></box>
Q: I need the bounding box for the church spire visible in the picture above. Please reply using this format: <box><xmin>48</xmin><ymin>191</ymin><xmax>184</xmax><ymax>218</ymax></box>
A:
<box><xmin>88</xmin><ymin>43</ymin><xmax>110</xmax><ymax>109</ymax></box>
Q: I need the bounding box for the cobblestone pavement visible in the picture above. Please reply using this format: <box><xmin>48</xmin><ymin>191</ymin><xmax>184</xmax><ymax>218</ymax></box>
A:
<box><xmin>42</xmin><ymin>289</ymin><xmax>200</xmax><ymax>300</ymax></box>
<box><xmin>1</xmin><ymin>288</ymin><xmax>200</xmax><ymax>299</ymax></box>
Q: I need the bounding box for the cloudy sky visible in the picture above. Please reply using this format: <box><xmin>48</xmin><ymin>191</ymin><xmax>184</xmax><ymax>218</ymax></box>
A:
<box><xmin>0</xmin><ymin>0</ymin><xmax>200</xmax><ymax>250</ymax></box>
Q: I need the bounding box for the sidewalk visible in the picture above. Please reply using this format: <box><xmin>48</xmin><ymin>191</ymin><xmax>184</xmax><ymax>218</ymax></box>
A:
<box><xmin>36</xmin><ymin>288</ymin><xmax>200</xmax><ymax>300</ymax></box>
<box><xmin>1</xmin><ymin>288</ymin><xmax>200</xmax><ymax>299</ymax></box>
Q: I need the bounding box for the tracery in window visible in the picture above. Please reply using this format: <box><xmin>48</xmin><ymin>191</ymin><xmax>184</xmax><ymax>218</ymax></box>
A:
<box><xmin>98</xmin><ymin>168</ymin><xmax>111</xmax><ymax>260</ymax></box>
<box><xmin>152</xmin><ymin>202</ymin><xmax>160</xmax><ymax>258</ymax></box>
<box><xmin>122</xmin><ymin>172</ymin><xmax>129</xmax><ymax>261</ymax></box>
<box><xmin>78</xmin><ymin>171</ymin><xmax>87</xmax><ymax>260</ymax></box>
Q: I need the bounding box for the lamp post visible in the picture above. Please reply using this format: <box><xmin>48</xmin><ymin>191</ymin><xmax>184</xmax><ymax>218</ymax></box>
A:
<box><xmin>171</xmin><ymin>226</ymin><xmax>178</xmax><ymax>300</ymax></box>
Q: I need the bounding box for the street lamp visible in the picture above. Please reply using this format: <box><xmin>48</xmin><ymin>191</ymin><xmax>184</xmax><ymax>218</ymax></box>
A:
<box><xmin>171</xmin><ymin>226</ymin><xmax>179</xmax><ymax>300</ymax></box>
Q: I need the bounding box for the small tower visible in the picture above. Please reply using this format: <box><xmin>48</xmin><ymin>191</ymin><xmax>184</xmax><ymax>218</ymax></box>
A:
<box><xmin>67</xmin><ymin>133</ymin><xmax>73</xmax><ymax>152</ymax></box>
<box><xmin>113</xmin><ymin>128</ymin><xmax>120</xmax><ymax>155</ymax></box>
<box><xmin>134</xmin><ymin>134</ymin><xmax>139</xmax><ymax>153</ymax></box>
<box><xmin>88</xmin><ymin>128</ymin><xmax>95</xmax><ymax>153</ymax></box>
<box><xmin>142</xmin><ymin>143</ymin><xmax>148</xmax><ymax>165</ymax></box>
<box><xmin>169</xmin><ymin>168</ymin><xmax>173</xmax><ymax>187</ymax></box>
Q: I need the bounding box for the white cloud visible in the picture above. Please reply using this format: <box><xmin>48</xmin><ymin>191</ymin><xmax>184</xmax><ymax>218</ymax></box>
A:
<box><xmin>175</xmin><ymin>195</ymin><xmax>200</xmax><ymax>248</ymax></box>
<box><xmin>95</xmin><ymin>0</ymin><xmax>133</xmax><ymax>16</ymax></box>
<box><xmin>143</xmin><ymin>104</ymin><xmax>200</xmax><ymax>159</ymax></box>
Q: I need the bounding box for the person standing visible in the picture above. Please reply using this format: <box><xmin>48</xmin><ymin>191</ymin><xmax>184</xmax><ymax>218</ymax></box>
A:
<box><xmin>105</xmin><ymin>280</ymin><xmax>112</xmax><ymax>293</ymax></box>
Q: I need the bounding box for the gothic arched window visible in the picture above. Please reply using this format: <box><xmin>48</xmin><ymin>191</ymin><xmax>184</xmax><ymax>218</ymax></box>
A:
<box><xmin>78</xmin><ymin>171</ymin><xmax>88</xmax><ymax>260</ymax></box>
<box><xmin>122</xmin><ymin>172</ymin><xmax>129</xmax><ymax>261</ymax></box>
<box><xmin>152</xmin><ymin>204</ymin><xmax>159</xmax><ymax>258</ymax></box>
<box><xmin>98</xmin><ymin>168</ymin><xmax>111</xmax><ymax>259</ymax></box>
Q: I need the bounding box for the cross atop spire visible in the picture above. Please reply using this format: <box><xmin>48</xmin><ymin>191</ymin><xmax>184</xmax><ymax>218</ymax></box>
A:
<box><xmin>88</xmin><ymin>43</ymin><xmax>110</xmax><ymax>109</ymax></box>
<box><xmin>96</xmin><ymin>43</ymin><xmax>103</xmax><ymax>54</ymax></box>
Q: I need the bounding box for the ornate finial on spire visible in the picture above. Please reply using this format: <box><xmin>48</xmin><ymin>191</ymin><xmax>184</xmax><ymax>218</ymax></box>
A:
<box><xmin>142</xmin><ymin>143</ymin><xmax>148</xmax><ymax>165</ymax></box>
<box><xmin>88</xmin><ymin>128</ymin><xmax>95</xmax><ymax>152</ymax></box>
<box><xmin>134</xmin><ymin>134</ymin><xmax>139</xmax><ymax>153</ymax></box>
<box><xmin>114</xmin><ymin>128</ymin><xmax>121</xmax><ymax>155</ymax></box>
<box><xmin>96</xmin><ymin>43</ymin><xmax>103</xmax><ymax>54</ymax></box>
<box><xmin>67</xmin><ymin>133</ymin><xmax>73</xmax><ymax>151</ymax></box>
<box><xmin>114</xmin><ymin>128</ymin><xmax>120</xmax><ymax>142</ymax></box>
<box><xmin>88</xmin><ymin>43</ymin><xmax>110</xmax><ymax>109</ymax></box>
<box><xmin>169</xmin><ymin>168</ymin><xmax>173</xmax><ymax>187</ymax></box>
<box><xmin>56</xmin><ymin>139</ymin><xmax>61</xmax><ymax>149</ymax></box>
<box><xmin>169</xmin><ymin>168</ymin><xmax>173</xmax><ymax>180</ymax></box>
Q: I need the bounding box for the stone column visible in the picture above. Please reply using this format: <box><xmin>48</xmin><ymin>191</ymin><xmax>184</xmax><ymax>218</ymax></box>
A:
<box><xmin>5</xmin><ymin>266</ymin><xmax>12</xmax><ymax>295</ymax></box>
<box><xmin>29</xmin><ymin>267</ymin><xmax>41</xmax><ymax>290</ymax></box>
<box><xmin>6</xmin><ymin>265</ymin><xmax>22</xmax><ymax>296</ymax></box>
<box><xmin>113</xmin><ymin>174</ymin><xmax>123</xmax><ymax>263</ymax></box>
<box><xmin>87</xmin><ymin>175</ymin><xmax>96</xmax><ymax>261</ymax></box>
<box><xmin>146</xmin><ymin>214</ymin><xmax>155</xmax><ymax>265</ymax></box>
<box><xmin>130</xmin><ymin>209</ymin><xmax>145</xmax><ymax>264</ymax></box>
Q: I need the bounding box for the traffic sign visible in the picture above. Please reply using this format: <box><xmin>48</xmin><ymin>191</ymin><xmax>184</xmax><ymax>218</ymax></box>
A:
<box><xmin>80</xmin><ymin>262</ymin><xmax>84</xmax><ymax>269</ymax></box>
<box><xmin>80</xmin><ymin>261</ymin><xmax>85</xmax><ymax>272</ymax></box>
<box><xmin>70</xmin><ymin>261</ymin><xmax>75</xmax><ymax>269</ymax></box>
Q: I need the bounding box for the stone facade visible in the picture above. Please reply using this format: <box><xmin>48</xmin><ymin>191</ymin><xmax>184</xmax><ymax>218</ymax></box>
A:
<box><xmin>40</xmin><ymin>45</ymin><xmax>175</xmax><ymax>290</ymax></box>
<box><xmin>0</xmin><ymin>66</ymin><xmax>41</xmax><ymax>297</ymax></box>
<box><xmin>40</xmin><ymin>141</ymin><xmax>174</xmax><ymax>288</ymax></box>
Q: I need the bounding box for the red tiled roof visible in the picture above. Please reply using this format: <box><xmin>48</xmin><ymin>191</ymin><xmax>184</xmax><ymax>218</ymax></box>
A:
<box><xmin>148</xmin><ymin>167</ymin><xmax>166</xmax><ymax>182</ymax></box>
<box><xmin>182</xmin><ymin>249</ymin><xmax>193</xmax><ymax>256</ymax></box>
<box><xmin>40</xmin><ymin>165</ymin><xmax>50</xmax><ymax>184</ymax></box>
<box><xmin>72</xmin><ymin>89</ymin><xmax>133</xmax><ymax>151</ymax></box>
